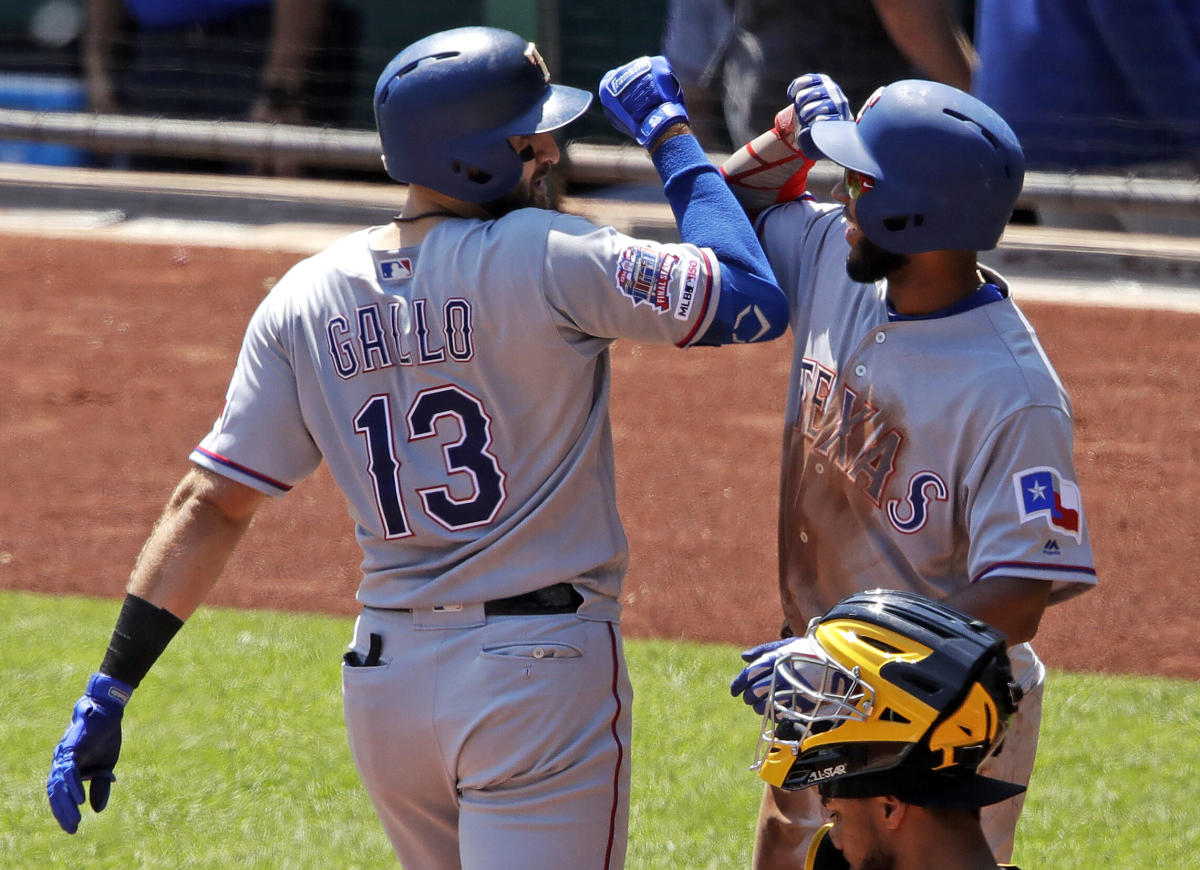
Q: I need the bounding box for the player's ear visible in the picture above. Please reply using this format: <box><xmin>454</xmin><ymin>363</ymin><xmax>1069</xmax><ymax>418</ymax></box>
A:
<box><xmin>878</xmin><ymin>795</ymin><xmax>906</xmax><ymax>830</ymax></box>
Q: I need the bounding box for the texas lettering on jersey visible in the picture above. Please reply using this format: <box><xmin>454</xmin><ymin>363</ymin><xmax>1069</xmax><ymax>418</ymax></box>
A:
<box><xmin>796</xmin><ymin>357</ymin><xmax>947</xmax><ymax>535</ymax></box>
<box><xmin>326</xmin><ymin>297</ymin><xmax>475</xmax><ymax>379</ymax></box>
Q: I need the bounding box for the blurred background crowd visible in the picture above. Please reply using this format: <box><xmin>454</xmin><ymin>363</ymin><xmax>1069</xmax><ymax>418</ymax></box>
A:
<box><xmin>0</xmin><ymin>0</ymin><xmax>1196</xmax><ymax>233</ymax></box>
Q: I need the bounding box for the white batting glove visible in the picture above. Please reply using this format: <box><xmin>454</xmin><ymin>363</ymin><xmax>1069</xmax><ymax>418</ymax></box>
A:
<box><xmin>786</xmin><ymin>73</ymin><xmax>853</xmax><ymax>159</ymax></box>
<box><xmin>731</xmin><ymin>637</ymin><xmax>820</xmax><ymax>715</ymax></box>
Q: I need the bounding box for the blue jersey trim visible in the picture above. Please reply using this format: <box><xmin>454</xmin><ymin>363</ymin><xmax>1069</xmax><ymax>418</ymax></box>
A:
<box><xmin>192</xmin><ymin>446</ymin><xmax>292</xmax><ymax>493</ymax></box>
<box><xmin>971</xmin><ymin>560</ymin><xmax>1098</xmax><ymax>584</ymax></box>
<box><xmin>888</xmin><ymin>283</ymin><xmax>1005</xmax><ymax>322</ymax></box>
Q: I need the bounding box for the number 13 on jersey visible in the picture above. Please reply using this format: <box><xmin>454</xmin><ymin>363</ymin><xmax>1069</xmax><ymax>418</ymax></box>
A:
<box><xmin>354</xmin><ymin>385</ymin><xmax>508</xmax><ymax>538</ymax></box>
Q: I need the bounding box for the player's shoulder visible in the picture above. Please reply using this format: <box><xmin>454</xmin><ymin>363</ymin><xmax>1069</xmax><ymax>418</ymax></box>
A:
<box><xmin>965</xmin><ymin>275</ymin><xmax>1071</xmax><ymax>408</ymax></box>
<box><xmin>757</xmin><ymin>198</ymin><xmax>844</xmax><ymax>261</ymax></box>
<box><xmin>757</xmin><ymin>197</ymin><xmax>841</xmax><ymax>235</ymax></box>
<box><xmin>277</xmin><ymin>227</ymin><xmax>375</xmax><ymax>285</ymax></box>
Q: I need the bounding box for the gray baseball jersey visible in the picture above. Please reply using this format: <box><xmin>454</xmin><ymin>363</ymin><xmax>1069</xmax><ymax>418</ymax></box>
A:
<box><xmin>753</xmin><ymin>197</ymin><xmax>1097</xmax><ymax>864</ymax></box>
<box><xmin>756</xmin><ymin>200</ymin><xmax>1097</xmax><ymax>641</ymax></box>
<box><xmin>190</xmin><ymin>209</ymin><xmax>721</xmax><ymax>619</ymax></box>
<box><xmin>188</xmin><ymin>206</ymin><xmax>729</xmax><ymax>869</ymax></box>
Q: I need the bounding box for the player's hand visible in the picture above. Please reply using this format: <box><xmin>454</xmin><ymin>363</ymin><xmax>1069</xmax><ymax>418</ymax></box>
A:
<box><xmin>786</xmin><ymin>73</ymin><xmax>853</xmax><ymax>159</ymax></box>
<box><xmin>730</xmin><ymin>638</ymin><xmax>797</xmax><ymax>714</ymax></box>
<box><xmin>730</xmin><ymin>636</ymin><xmax>826</xmax><ymax>716</ymax></box>
<box><xmin>599</xmin><ymin>56</ymin><xmax>689</xmax><ymax>150</ymax></box>
<box><xmin>47</xmin><ymin>673</ymin><xmax>132</xmax><ymax>833</ymax></box>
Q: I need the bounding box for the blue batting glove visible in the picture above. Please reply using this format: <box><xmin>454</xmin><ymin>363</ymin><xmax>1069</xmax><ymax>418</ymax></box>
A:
<box><xmin>787</xmin><ymin>73</ymin><xmax>853</xmax><ymax>159</ymax></box>
<box><xmin>730</xmin><ymin>638</ymin><xmax>793</xmax><ymax>714</ymax></box>
<box><xmin>599</xmin><ymin>55</ymin><xmax>689</xmax><ymax>150</ymax></box>
<box><xmin>47</xmin><ymin>673</ymin><xmax>132</xmax><ymax>834</ymax></box>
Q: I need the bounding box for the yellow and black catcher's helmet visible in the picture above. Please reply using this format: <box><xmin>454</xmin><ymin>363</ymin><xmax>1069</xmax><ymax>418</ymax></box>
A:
<box><xmin>753</xmin><ymin>589</ymin><xmax>1025</xmax><ymax>809</ymax></box>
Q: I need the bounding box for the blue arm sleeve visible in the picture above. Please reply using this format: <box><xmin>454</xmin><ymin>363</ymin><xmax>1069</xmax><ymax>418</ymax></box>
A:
<box><xmin>650</xmin><ymin>132</ymin><xmax>788</xmax><ymax>345</ymax></box>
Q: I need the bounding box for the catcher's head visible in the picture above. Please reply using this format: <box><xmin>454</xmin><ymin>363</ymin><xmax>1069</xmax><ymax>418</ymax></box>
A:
<box><xmin>373</xmin><ymin>26</ymin><xmax>592</xmax><ymax>203</ymax></box>
<box><xmin>810</xmin><ymin>80</ymin><xmax>1025</xmax><ymax>255</ymax></box>
<box><xmin>753</xmin><ymin>589</ymin><xmax>1024</xmax><ymax>810</ymax></box>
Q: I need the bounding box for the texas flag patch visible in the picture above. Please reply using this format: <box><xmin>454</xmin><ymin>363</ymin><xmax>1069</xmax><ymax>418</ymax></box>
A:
<box><xmin>615</xmin><ymin>245</ymin><xmax>677</xmax><ymax>313</ymax></box>
<box><xmin>1013</xmin><ymin>466</ymin><xmax>1083</xmax><ymax>542</ymax></box>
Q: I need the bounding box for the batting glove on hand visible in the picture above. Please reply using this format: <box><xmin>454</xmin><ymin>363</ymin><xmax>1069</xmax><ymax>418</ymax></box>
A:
<box><xmin>730</xmin><ymin>638</ymin><xmax>800</xmax><ymax>715</ymax></box>
<box><xmin>599</xmin><ymin>55</ymin><xmax>689</xmax><ymax>150</ymax></box>
<box><xmin>47</xmin><ymin>673</ymin><xmax>132</xmax><ymax>834</ymax></box>
<box><xmin>786</xmin><ymin>73</ymin><xmax>853</xmax><ymax>159</ymax></box>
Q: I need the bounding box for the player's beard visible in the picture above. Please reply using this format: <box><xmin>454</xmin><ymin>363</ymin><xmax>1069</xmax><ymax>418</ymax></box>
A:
<box><xmin>481</xmin><ymin>172</ymin><xmax>559</xmax><ymax>218</ymax></box>
<box><xmin>845</xmin><ymin>234</ymin><xmax>908</xmax><ymax>283</ymax></box>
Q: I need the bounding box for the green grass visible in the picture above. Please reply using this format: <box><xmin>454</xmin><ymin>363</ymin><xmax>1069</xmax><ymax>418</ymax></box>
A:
<box><xmin>3</xmin><ymin>590</ymin><xmax>1197</xmax><ymax>868</ymax></box>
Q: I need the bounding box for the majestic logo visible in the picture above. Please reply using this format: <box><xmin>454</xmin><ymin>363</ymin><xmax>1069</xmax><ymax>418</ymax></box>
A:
<box><xmin>1013</xmin><ymin>466</ymin><xmax>1083</xmax><ymax>543</ymax></box>
<box><xmin>379</xmin><ymin>257</ymin><xmax>413</xmax><ymax>281</ymax></box>
<box><xmin>1042</xmin><ymin>539</ymin><xmax>1061</xmax><ymax>556</ymax></box>
<box><xmin>615</xmin><ymin>245</ymin><xmax>676</xmax><ymax>313</ymax></box>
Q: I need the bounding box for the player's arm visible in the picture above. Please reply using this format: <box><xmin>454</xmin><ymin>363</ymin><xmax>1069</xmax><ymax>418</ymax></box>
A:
<box><xmin>599</xmin><ymin>56</ymin><xmax>787</xmax><ymax>345</ymax></box>
<box><xmin>721</xmin><ymin>73</ymin><xmax>853</xmax><ymax>218</ymax></box>
<box><xmin>127</xmin><ymin>465</ymin><xmax>264</xmax><ymax>618</ymax></box>
<box><xmin>46</xmin><ymin>466</ymin><xmax>264</xmax><ymax>834</ymax></box>
<box><xmin>83</xmin><ymin>0</ymin><xmax>126</xmax><ymax>113</ymax></box>
<box><xmin>942</xmin><ymin>576</ymin><xmax>1051</xmax><ymax>647</ymax></box>
<box><xmin>871</xmin><ymin>0</ymin><xmax>975</xmax><ymax>92</ymax></box>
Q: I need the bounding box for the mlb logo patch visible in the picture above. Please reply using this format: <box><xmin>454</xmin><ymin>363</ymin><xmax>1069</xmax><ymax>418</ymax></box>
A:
<box><xmin>674</xmin><ymin>257</ymin><xmax>701</xmax><ymax>321</ymax></box>
<box><xmin>379</xmin><ymin>257</ymin><xmax>413</xmax><ymax>281</ymax></box>
<box><xmin>615</xmin><ymin>245</ymin><xmax>677</xmax><ymax>313</ymax></box>
<box><xmin>1013</xmin><ymin>466</ymin><xmax>1082</xmax><ymax>543</ymax></box>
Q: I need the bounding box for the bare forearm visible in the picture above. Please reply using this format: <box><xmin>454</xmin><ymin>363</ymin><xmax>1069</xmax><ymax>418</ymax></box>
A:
<box><xmin>942</xmin><ymin>577</ymin><xmax>1051</xmax><ymax>646</ymax></box>
<box><xmin>261</xmin><ymin>0</ymin><xmax>328</xmax><ymax>92</ymax></box>
<box><xmin>128</xmin><ymin>467</ymin><xmax>263</xmax><ymax>619</ymax></box>
<box><xmin>83</xmin><ymin>0</ymin><xmax>125</xmax><ymax>109</ymax></box>
<box><xmin>872</xmin><ymin>0</ymin><xmax>976</xmax><ymax>92</ymax></box>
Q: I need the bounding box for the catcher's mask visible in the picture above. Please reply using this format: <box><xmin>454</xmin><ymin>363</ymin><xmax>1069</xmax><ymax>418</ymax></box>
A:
<box><xmin>753</xmin><ymin>589</ymin><xmax>1025</xmax><ymax>809</ymax></box>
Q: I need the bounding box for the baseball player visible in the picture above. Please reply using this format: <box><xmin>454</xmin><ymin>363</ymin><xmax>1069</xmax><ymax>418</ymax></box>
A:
<box><xmin>722</xmin><ymin>74</ymin><xmax>1098</xmax><ymax>867</ymax></box>
<box><xmin>44</xmin><ymin>30</ymin><xmax>787</xmax><ymax>869</ymax></box>
<box><xmin>748</xmin><ymin>589</ymin><xmax>1027</xmax><ymax>870</ymax></box>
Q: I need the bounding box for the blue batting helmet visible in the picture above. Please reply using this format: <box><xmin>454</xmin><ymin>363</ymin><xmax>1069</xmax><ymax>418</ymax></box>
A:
<box><xmin>373</xmin><ymin>27</ymin><xmax>593</xmax><ymax>202</ymax></box>
<box><xmin>809</xmin><ymin>80</ymin><xmax>1025</xmax><ymax>254</ymax></box>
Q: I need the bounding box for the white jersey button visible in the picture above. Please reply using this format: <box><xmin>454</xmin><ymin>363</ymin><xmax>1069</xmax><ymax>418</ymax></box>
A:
<box><xmin>874</xmin><ymin>332</ymin><xmax>886</xmax><ymax>343</ymax></box>
<box><xmin>854</xmin><ymin>364</ymin><xmax>867</xmax><ymax>377</ymax></box>
<box><xmin>814</xmin><ymin>462</ymin><xmax>824</xmax><ymax>474</ymax></box>
<box><xmin>799</xmin><ymin>531</ymin><xmax>809</xmax><ymax>543</ymax></box>
<box><xmin>533</xmin><ymin>647</ymin><xmax>546</xmax><ymax>659</ymax></box>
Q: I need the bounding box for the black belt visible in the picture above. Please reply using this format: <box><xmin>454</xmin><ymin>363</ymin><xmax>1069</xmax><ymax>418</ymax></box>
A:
<box><xmin>383</xmin><ymin>582</ymin><xmax>583</xmax><ymax>616</ymax></box>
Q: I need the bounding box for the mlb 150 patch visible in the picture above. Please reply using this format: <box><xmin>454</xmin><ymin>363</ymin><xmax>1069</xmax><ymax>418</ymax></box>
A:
<box><xmin>615</xmin><ymin>244</ymin><xmax>678</xmax><ymax>313</ymax></box>
<box><xmin>673</xmin><ymin>257</ymin><xmax>702</xmax><ymax>321</ymax></box>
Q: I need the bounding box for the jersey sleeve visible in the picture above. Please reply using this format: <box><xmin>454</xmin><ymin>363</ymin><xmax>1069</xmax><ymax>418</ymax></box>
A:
<box><xmin>755</xmin><ymin>199</ymin><xmax>844</xmax><ymax>325</ymax></box>
<box><xmin>964</xmin><ymin>404</ymin><xmax>1098</xmax><ymax>603</ymax></box>
<box><xmin>540</xmin><ymin>215</ymin><xmax>721</xmax><ymax>348</ymax></box>
<box><xmin>190</xmin><ymin>283</ymin><xmax>322</xmax><ymax>496</ymax></box>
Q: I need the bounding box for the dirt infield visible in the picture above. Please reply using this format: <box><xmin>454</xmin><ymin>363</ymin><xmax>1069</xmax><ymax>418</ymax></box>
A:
<box><xmin>3</xmin><ymin>235</ymin><xmax>1196</xmax><ymax>679</ymax></box>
